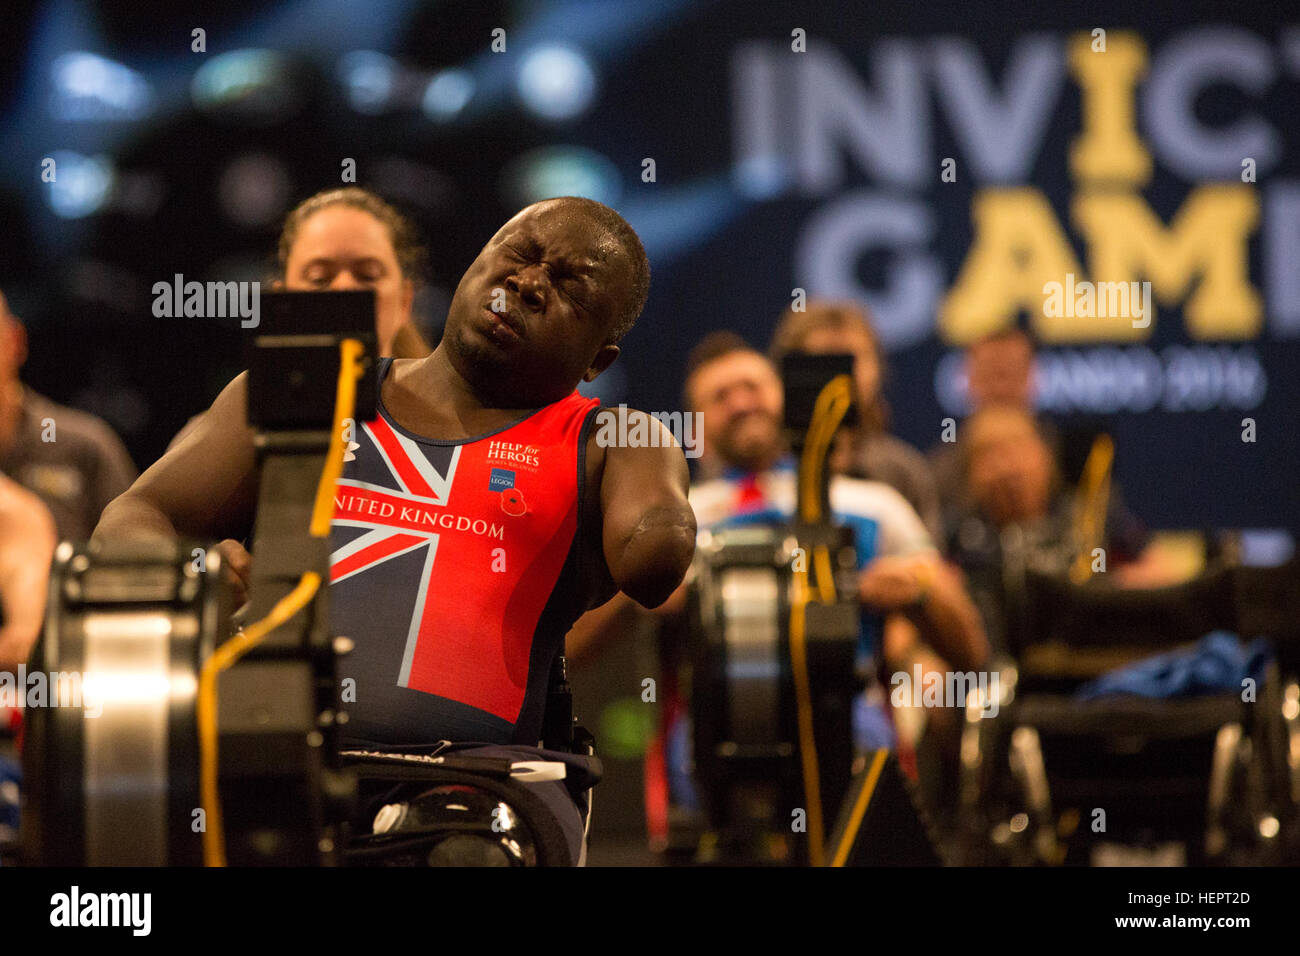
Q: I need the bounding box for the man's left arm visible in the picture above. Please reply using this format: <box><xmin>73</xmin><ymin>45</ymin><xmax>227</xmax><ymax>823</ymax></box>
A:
<box><xmin>598</xmin><ymin>411</ymin><xmax>696</xmax><ymax>609</ymax></box>
<box><xmin>860</xmin><ymin>553</ymin><xmax>989</xmax><ymax>672</ymax></box>
<box><xmin>855</xmin><ymin>484</ymin><xmax>989</xmax><ymax>671</ymax></box>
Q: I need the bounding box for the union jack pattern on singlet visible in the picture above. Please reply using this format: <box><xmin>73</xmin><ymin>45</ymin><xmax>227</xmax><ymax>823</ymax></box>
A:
<box><xmin>330</xmin><ymin>358</ymin><xmax>601</xmax><ymax>747</ymax></box>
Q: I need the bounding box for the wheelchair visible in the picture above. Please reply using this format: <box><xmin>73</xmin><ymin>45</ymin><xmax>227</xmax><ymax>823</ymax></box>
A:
<box><xmin>956</xmin><ymin>553</ymin><xmax>1300</xmax><ymax>866</ymax></box>
<box><xmin>19</xmin><ymin>291</ymin><xmax>600</xmax><ymax>868</ymax></box>
<box><xmin>17</xmin><ymin>539</ymin><xmax>600</xmax><ymax>867</ymax></box>
<box><xmin>339</xmin><ymin>655</ymin><xmax>601</xmax><ymax>868</ymax></box>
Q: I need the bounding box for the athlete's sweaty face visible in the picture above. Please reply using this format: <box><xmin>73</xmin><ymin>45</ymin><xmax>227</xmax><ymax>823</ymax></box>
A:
<box><xmin>444</xmin><ymin>200</ymin><xmax>633</xmax><ymax>406</ymax></box>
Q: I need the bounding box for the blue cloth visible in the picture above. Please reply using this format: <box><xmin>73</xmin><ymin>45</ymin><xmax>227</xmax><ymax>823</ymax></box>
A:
<box><xmin>1075</xmin><ymin>632</ymin><xmax>1272</xmax><ymax>701</ymax></box>
<box><xmin>854</xmin><ymin>692</ymin><xmax>897</xmax><ymax>751</ymax></box>
<box><xmin>0</xmin><ymin>754</ymin><xmax>19</xmax><ymax>862</ymax></box>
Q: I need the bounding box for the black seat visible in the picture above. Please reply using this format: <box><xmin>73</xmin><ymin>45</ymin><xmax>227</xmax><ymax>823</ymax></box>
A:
<box><xmin>959</xmin><ymin>559</ymin><xmax>1298</xmax><ymax>865</ymax></box>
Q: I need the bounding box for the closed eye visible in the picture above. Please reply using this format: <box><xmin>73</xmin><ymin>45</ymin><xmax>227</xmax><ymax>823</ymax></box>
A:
<box><xmin>563</xmin><ymin>282</ymin><xmax>590</xmax><ymax>312</ymax></box>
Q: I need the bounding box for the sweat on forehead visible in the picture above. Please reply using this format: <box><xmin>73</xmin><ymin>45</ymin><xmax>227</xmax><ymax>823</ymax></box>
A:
<box><xmin>505</xmin><ymin>199</ymin><xmax>617</xmax><ymax>243</ymax></box>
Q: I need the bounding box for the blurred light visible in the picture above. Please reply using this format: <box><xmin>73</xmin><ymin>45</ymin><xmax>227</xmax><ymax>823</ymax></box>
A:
<box><xmin>218</xmin><ymin>154</ymin><xmax>291</xmax><ymax>227</ymax></box>
<box><xmin>502</xmin><ymin>145</ymin><xmax>622</xmax><ymax>208</ymax></box>
<box><xmin>51</xmin><ymin>52</ymin><xmax>153</xmax><ymax>121</ymax></box>
<box><xmin>517</xmin><ymin>45</ymin><xmax>597</xmax><ymax>120</ymax></box>
<box><xmin>1260</xmin><ymin>815</ymin><xmax>1280</xmax><ymax>838</ymax></box>
<box><xmin>1008</xmin><ymin>813</ymin><xmax>1029</xmax><ymax>834</ymax></box>
<box><xmin>192</xmin><ymin>50</ymin><xmax>300</xmax><ymax>124</ymax></box>
<box><xmin>370</xmin><ymin>157</ymin><xmax>458</xmax><ymax>213</ymax></box>
<box><xmin>45</xmin><ymin>151</ymin><xmax>115</xmax><ymax>218</ymax></box>
<box><xmin>81</xmin><ymin>671</ymin><xmax>197</xmax><ymax>705</ymax></box>
<box><xmin>67</xmin><ymin>259</ymin><xmax>140</xmax><ymax>311</ymax></box>
<box><xmin>1238</xmin><ymin>529</ymin><xmax>1295</xmax><ymax>567</ymax></box>
<box><xmin>112</xmin><ymin>171</ymin><xmax>164</xmax><ymax>218</ymax></box>
<box><xmin>734</xmin><ymin>155</ymin><xmax>792</xmax><ymax>200</ymax></box>
<box><xmin>422</xmin><ymin>68</ymin><xmax>474</xmax><ymax>120</ymax></box>
<box><xmin>338</xmin><ymin>51</ymin><xmax>398</xmax><ymax>115</ymax></box>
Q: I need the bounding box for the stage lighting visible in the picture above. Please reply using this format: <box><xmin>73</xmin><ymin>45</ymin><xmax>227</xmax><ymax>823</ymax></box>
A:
<box><xmin>218</xmin><ymin>154</ymin><xmax>292</xmax><ymax>227</ymax></box>
<box><xmin>517</xmin><ymin>45</ymin><xmax>597</xmax><ymax>121</ymax></box>
<box><xmin>422</xmin><ymin>69</ymin><xmax>474</xmax><ymax>121</ymax></box>
<box><xmin>51</xmin><ymin>52</ymin><xmax>153</xmax><ymax>121</ymax></box>
<box><xmin>44</xmin><ymin>151</ymin><xmax>115</xmax><ymax>219</ymax></box>
<box><xmin>192</xmin><ymin>50</ymin><xmax>301</xmax><ymax>124</ymax></box>
<box><xmin>501</xmin><ymin>145</ymin><xmax>621</xmax><ymax>208</ymax></box>
<box><xmin>338</xmin><ymin>51</ymin><xmax>399</xmax><ymax>115</ymax></box>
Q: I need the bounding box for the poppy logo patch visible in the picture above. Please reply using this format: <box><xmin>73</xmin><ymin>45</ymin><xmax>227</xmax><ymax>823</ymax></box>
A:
<box><xmin>501</xmin><ymin>488</ymin><xmax>527</xmax><ymax>516</ymax></box>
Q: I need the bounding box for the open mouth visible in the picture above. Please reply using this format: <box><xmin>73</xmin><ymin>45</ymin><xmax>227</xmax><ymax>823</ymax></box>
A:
<box><xmin>483</xmin><ymin>306</ymin><xmax>524</xmax><ymax>341</ymax></box>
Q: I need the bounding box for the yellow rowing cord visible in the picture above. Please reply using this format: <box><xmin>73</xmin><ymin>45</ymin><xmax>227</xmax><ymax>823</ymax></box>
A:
<box><xmin>198</xmin><ymin>338</ymin><xmax>364</xmax><ymax>866</ymax></box>
<box><xmin>830</xmin><ymin>748</ymin><xmax>889</xmax><ymax>866</ymax></box>
<box><xmin>310</xmin><ymin>339</ymin><xmax>364</xmax><ymax>537</ymax></box>
<box><xmin>791</xmin><ymin>374</ymin><xmax>853</xmax><ymax>866</ymax></box>
<box><xmin>1069</xmin><ymin>434</ymin><xmax>1114</xmax><ymax>585</ymax></box>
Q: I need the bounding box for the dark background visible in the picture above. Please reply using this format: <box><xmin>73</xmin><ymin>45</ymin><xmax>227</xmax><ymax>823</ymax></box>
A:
<box><xmin>1</xmin><ymin>0</ymin><xmax>1296</xmax><ymax>850</ymax></box>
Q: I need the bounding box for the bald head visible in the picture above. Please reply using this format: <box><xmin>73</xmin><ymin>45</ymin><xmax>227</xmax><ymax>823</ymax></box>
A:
<box><xmin>517</xmin><ymin>197</ymin><xmax>649</xmax><ymax>342</ymax></box>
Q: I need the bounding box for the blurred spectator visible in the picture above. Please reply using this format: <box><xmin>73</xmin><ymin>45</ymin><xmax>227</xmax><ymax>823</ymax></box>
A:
<box><xmin>0</xmin><ymin>471</ymin><xmax>55</xmax><ymax>864</ymax></box>
<box><xmin>966</xmin><ymin>326</ymin><xmax>1037</xmax><ymax>411</ymax></box>
<box><xmin>165</xmin><ymin>187</ymin><xmax>433</xmax><ymax>453</ymax></box>
<box><xmin>568</xmin><ymin>331</ymin><xmax>986</xmax><ymax>851</ymax></box>
<box><xmin>945</xmin><ymin>406</ymin><xmax>1157</xmax><ymax>651</ymax></box>
<box><xmin>770</xmin><ymin>301</ymin><xmax>941</xmax><ymax>541</ymax></box>
<box><xmin>930</xmin><ymin>326</ymin><xmax>1041</xmax><ymax>514</ymax></box>
<box><xmin>276</xmin><ymin>187</ymin><xmax>432</xmax><ymax>359</ymax></box>
<box><xmin>0</xmin><ymin>470</ymin><xmax>56</xmax><ymax>675</ymax></box>
<box><xmin>0</xmin><ymin>289</ymin><xmax>138</xmax><ymax>542</ymax></box>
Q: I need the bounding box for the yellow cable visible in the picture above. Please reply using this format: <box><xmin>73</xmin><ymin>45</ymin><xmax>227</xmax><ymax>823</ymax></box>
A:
<box><xmin>311</xmin><ymin>338</ymin><xmax>365</xmax><ymax>537</ymax></box>
<box><xmin>1069</xmin><ymin>434</ymin><xmax>1114</xmax><ymax>584</ymax></box>
<box><xmin>831</xmin><ymin>748</ymin><xmax>889</xmax><ymax>867</ymax></box>
<box><xmin>198</xmin><ymin>572</ymin><xmax>321</xmax><ymax>866</ymax></box>
<box><xmin>198</xmin><ymin>338</ymin><xmax>363</xmax><ymax>866</ymax></box>
<box><xmin>798</xmin><ymin>376</ymin><xmax>853</xmax><ymax>523</ymax></box>
<box><xmin>788</xmin><ymin>567</ymin><xmax>825</xmax><ymax>866</ymax></box>
<box><xmin>789</xmin><ymin>374</ymin><xmax>854</xmax><ymax>866</ymax></box>
<box><xmin>813</xmin><ymin>545</ymin><xmax>836</xmax><ymax>604</ymax></box>
<box><xmin>798</xmin><ymin>380</ymin><xmax>851</xmax><ymax>522</ymax></box>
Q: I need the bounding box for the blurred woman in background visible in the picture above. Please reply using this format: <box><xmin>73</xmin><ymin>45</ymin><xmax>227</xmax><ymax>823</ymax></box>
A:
<box><xmin>275</xmin><ymin>187</ymin><xmax>433</xmax><ymax>359</ymax></box>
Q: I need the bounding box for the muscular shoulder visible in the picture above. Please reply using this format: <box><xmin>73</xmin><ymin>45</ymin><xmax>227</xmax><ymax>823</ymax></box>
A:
<box><xmin>584</xmin><ymin>406</ymin><xmax>684</xmax><ymax>480</ymax></box>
